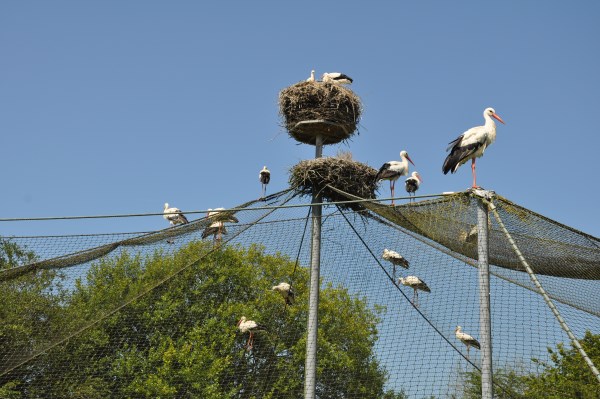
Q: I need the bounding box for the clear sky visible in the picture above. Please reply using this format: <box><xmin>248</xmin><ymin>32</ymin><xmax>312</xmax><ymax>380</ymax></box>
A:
<box><xmin>1</xmin><ymin>1</ymin><xmax>599</xmax><ymax>237</ymax></box>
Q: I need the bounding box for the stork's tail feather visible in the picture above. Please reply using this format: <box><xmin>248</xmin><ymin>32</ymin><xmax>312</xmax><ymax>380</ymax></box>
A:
<box><xmin>442</xmin><ymin>154</ymin><xmax>460</xmax><ymax>175</ymax></box>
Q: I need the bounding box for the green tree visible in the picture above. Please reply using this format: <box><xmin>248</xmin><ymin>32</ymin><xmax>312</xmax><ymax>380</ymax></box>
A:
<box><xmin>457</xmin><ymin>365</ymin><xmax>527</xmax><ymax>399</ymax></box>
<box><xmin>525</xmin><ymin>331</ymin><xmax>600</xmax><ymax>399</ymax></box>
<box><xmin>0</xmin><ymin>239</ymin><xmax>67</xmax><ymax>398</ymax></box>
<box><xmin>457</xmin><ymin>332</ymin><xmax>600</xmax><ymax>399</ymax></box>
<box><xmin>2</xmin><ymin>240</ymin><xmax>405</xmax><ymax>398</ymax></box>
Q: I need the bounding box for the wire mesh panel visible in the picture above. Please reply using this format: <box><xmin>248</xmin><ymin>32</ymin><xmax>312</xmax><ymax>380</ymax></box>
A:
<box><xmin>1</xmin><ymin>190</ymin><xmax>599</xmax><ymax>398</ymax></box>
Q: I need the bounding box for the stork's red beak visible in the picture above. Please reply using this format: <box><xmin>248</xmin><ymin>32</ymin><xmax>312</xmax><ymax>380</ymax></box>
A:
<box><xmin>406</xmin><ymin>155</ymin><xmax>415</xmax><ymax>166</ymax></box>
<box><xmin>417</xmin><ymin>174</ymin><xmax>423</xmax><ymax>182</ymax></box>
<box><xmin>492</xmin><ymin>113</ymin><xmax>505</xmax><ymax>124</ymax></box>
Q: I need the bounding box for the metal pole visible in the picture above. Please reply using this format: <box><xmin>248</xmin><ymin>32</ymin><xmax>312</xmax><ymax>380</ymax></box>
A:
<box><xmin>477</xmin><ymin>198</ymin><xmax>494</xmax><ymax>399</ymax></box>
<box><xmin>304</xmin><ymin>135</ymin><xmax>323</xmax><ymax>399</ymax></box>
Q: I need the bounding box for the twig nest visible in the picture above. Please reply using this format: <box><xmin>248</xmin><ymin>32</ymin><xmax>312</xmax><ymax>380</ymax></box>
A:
<box><xmin>278</xmin><ymin>81</ymin><xmax>362</xmax><ymax>145</ymax></box>
<box><xmin>289</xmin><ymin>156</ymin><xmax>377</xmax><ymax>211</ymax></box>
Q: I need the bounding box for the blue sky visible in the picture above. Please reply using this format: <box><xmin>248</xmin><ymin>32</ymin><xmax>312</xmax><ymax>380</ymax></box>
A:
<box><xmin>1</xmin><ymin>1</ymin><xmax>599</xmax><ymax>237</ymax></box>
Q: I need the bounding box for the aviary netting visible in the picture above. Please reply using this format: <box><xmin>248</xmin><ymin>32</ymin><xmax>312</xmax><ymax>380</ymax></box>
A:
<box><xmin>1</xmin><ymin>184</ymin><xmax>599</xmax><ymax>398</ymax></box>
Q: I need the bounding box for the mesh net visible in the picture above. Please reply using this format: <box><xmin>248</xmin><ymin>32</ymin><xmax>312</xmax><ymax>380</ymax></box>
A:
<box><xmin>1</xmin><ymin>189</ymin><xmax>599</xmax><ymax>398</ymax></box>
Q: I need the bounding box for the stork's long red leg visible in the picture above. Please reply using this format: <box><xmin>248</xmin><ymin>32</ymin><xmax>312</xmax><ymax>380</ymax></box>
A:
<box><xmin>471</xmin><ymin>158</ymin><xmax>477</xmax><ymax>188</ymax></box>
<box><xmin>247</xmin><ymin>332</ymin><xmax>254</xmax><ymax>350</ymax></box>
<box><xmin>390</xmin><ymin>181</ymin><xmax>396</xmax><ymax>206</ymax></box>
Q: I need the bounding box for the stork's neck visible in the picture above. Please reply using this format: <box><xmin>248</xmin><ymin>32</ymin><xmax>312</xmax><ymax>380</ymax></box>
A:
<box><xmin>484</xmin><ymin>113</ymin><xmax>497</xmax><ymax>129</ymax></box>
<box><xmin>483</xmin><ymin>114</ymin><xmax>497</xmax><ymax>143</ymax></box>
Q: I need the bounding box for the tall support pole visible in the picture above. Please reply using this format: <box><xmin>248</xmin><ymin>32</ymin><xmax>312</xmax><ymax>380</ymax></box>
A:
<box><xmin>304</xmin><ymin>135</ymin><xmax>323</xmax><ymax>399</ymax></box>
<box><xmin>477</xmin><ymin>197</ymin><xmax>494</xmax><ymax>399</ymax></box>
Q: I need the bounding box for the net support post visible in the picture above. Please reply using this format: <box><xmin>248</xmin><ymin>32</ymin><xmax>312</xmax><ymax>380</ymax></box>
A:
<box><xmin>475</xmin><ymin>191</ymin><xmax>494</xmax><ymax>399</ymax></box>
<box><xmin>305</xmin><ymin>134</ymin><xmax>323</xmax><ymax>399</ymax></box>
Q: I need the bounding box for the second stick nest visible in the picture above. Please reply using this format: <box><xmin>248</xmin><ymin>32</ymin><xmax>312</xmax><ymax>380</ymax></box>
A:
<box><xmin>289</xmin><ymin>156</ymin><xmax>378</xmax><ymax>212</ymax></box>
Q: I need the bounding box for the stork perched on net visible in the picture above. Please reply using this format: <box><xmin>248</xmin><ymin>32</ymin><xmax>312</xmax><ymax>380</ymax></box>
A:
<box><xmin>382</xmin><ymin>248</ymin><xmax>409</xmax><ymax>280</ymax></box>
<box><xmin>237</xmin><ymin>316</ymin><xmax>267</xmax><ymax>350</ymax></box>
<box><xmin>397</xmin><ymin>275</ymin><xmax>430</xmax><ymax>307</ymax></box>
<box><xmin>306</xmin><ymin>69</ymin><xmax>316</xmax><ymax>82</ymax></box>
<box><xmin>201</xmin><ymin>208</ymin><xmax>239</xmax><ymax>244</ymax></box>
<box><xmin>443</xmin><ymin>107</ymin><xmax>505</xmax><ymax>188</ymax></box>
<box><xmin>272</xmin><ymin>282</ymin><xmax>295</xmax><ymax>306</ymax></box>
<box><xmin>163</xmin><ymin>203</ymin><xmax>189</xmax><ymax>226</ymax></box>
<box><xmin>455</xmin><ymin>326</ymin><xmax>481</xmax><ymax>360</ymax></box>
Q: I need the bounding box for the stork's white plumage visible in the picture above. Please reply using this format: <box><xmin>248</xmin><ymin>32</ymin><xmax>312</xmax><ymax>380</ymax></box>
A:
<box><xmin>322</xmin><ymin>72</ymin><xmax>353</xmax><ymax>85</ymax></box>
<box><xmin>443</xmin><ymin>108</ymin><xmax>505</xmax><ymax>188</ymax></box>
<box><xmin>398</xmin><ymin>275</ymin><xmax>430</xmax><ymax>307</ymax></box>
<box><xmin>382</xmin><ymin>248</ymin><xmax>409</xmax><ymax>280</ymax></box>
<box><xmin>455</xmin><ymin>325</ymin><xmax>481</xmax><ymax>359</ymax></box>
<box><xmin>272</xmin><ymin>282</ymin><xmax>295</xmax><ymax>306</ymax></box>
<box><xmin>163</xmin><ymin>203</ymin><xmax>189</xmax><ymax>226</ymax></box>
<box><xmin>375</xmin><ymin>151</ymin><xmax>415</xmax><ymax>206</ymax></box>
<box><xmin>306</xmin><ymin>70</ymin><xmax>316</xmax><ymax>82</ymax></box>
<box><xmin>201</xmin><ymin>208</ymin><xmax>239</xmax><ymax>242</ymax></box>
<box><xmin>404</xmin><ymin>171</ymin><xmax>422</xmax><ymax>201</ymax></box>
<box><xmin>237</xmin><ymin>316</ymin><xmax>267</xmax><ymax>350</ymax></box>
<box><xmin>259</xmin><ymin>166</ymin><xmax>271</xmax><ymax>200</ymax></box>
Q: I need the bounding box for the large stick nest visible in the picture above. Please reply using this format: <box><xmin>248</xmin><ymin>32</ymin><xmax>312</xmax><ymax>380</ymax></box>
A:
<box><xmin>289</xmin><ymin>156</ymin><xmax>378</xmax><ymax>212</ymax></box>
<box><xmin>278</xmin><ymin>81</ymin><xmax>362</xmax><ymax>145</ymax></box>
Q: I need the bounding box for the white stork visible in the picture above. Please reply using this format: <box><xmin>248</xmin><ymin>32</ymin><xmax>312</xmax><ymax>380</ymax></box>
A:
<box><xmin>322</xmin><ymin>72</ymin><xmax>353</xmax><ymax>85</ymax></box>
<box><xmin>237</xmin><ymin>316</ymin><xmax>267</xmax><ymax>350</ymax></box>
<box><xmin>397</xmin><ymin>276</ymin><xmax>430</xmax><ymax>307</ymax></box>
<box><xmin>272</xmin><ymin>282</ymin><xmax>295</xmax><ymax>306</ymax></box>
<box><xmin>375</xmin><ymin>150</ymin><xmax>415</xmax><ymax>206</ymax></box>
<box><xmin>382</xmin><ymin>248</ymin><xmax>409</xmax><ymax>280</ymax></box>
<box><xmin>306</xmin><ymin>70</ymin><xmax>316</xmax><ymax>82</ymax></box>
<box><xmin>462</xmin><ymin>225</ymin><xmax>478</xmax><ymax>244</ymax></box>
<box><xmin>404</xmin><ymin>171</ymin><xmax>422</xmax><ymax>201</ymax></box>
<box><xmin>201</xmin><ymin>208</ymin><xmax>239</xmax><ymax>243</ymax></box>
<box><xmin>259</xmin><ymin>166</ymin><xmax>271</xmax><ymax>200</ymax></box>
<box><xmin>455</xmin><ymin>325</ymin><xmax>481</xmax><ymax>359</ymax></box>
<box><xmin>443</xmin><ymin>107</ymin><xmax>505</xmax><ymax>188</ymax></box>
<box><xmin>163</xmin><ymin>203</ymin><xmax>189</xmax><ymax>226</ymax></box>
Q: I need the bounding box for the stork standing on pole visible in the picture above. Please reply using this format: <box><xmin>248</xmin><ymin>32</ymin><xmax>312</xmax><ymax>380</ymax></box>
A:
<box><xmin>442</xmin><ymin>108</ymin><xmax>505</xmax><ymax>188</ymax></box>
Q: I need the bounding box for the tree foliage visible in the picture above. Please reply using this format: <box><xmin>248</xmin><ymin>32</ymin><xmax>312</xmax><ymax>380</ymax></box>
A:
<box><xmin>457</xmin><ymin>332</ymin><xmax>600</xmax><ymax>399</ymax></box>
<box><xmin>1</xmin><ymin>240</ymin><xmax>404</xmax><ymax>398</ymax></box>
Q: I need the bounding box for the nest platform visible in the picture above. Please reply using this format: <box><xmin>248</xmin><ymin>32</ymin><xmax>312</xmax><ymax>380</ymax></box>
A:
<box><xmin>289</xmin><ymin>156</ymin><xmax>377</xmax><ymax>211</ymax></box>
<box><xmin>279</xmin><ymin>81</ymin><xmax>362</xmax><ymax>145</ymax></box>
